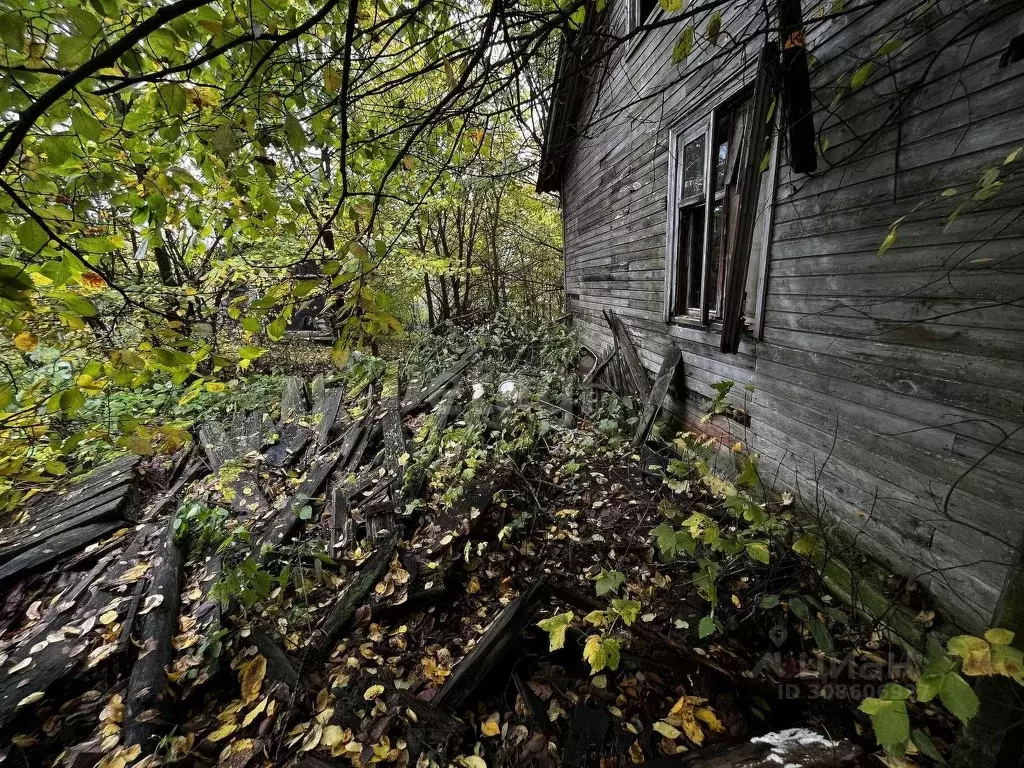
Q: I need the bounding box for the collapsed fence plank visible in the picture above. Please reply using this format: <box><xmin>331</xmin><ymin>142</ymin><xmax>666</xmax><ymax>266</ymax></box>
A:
<box><xmin>400</xmin><ymin>351</ymin><xmax>475</xmax><ymax>416</ymax></box>
<box><xmin>632</xmin><ymin>345</ymin><xmax>682</xmax><ymax>448</ymax></box>
<box><xmin>604</xmin><ymin>311</ymin><xmax>651</xmax><ymax>400</ymax></box>
<box><xmin>123</xmin><ymin>522</ymin><xmax>184</xmax><ymax>750</ymax></box>
<box><xmin>433</xmin><ymin>579</ymin><xmax>549</xmax><ymax>710</ymax></box>
<box><xmin>266</xmin><ymin>377</ymin><xmax>312</xmax><ymax>467</ymax></box>
<box><xmin>310</xmin><ymin>528</ymin><xmax>401</xmax><ymax>655</ymax></box>
<box><xmin>254</xmin><ymin>447</ymin><xmax>342</xmax><ymax>558</ymax></box>
<box><xmin>382</xmin><ymin>394</ymin><xmax>407</xmax><ymax>519</ymax></box>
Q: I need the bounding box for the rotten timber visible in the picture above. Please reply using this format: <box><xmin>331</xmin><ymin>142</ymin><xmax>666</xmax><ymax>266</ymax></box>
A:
<box><xmin>310</xmin><ymin>528</ymin><xmax>401</xmax><ymax>655</ymax></box>
<box><xmin>632</xmin><ymin>345</ymin><xmax>682</xmax><ymax>447</ymax></box>
<box><xmin>433</xmin><ymin>579</ymin><xmax>549</xmax><ymax>710</ymax></box>
<box><xmin>123</xmin><ymin>521</ymin><xmax>184</xmax><ymax>749</ymax></box>
<box><xmin>604</xmin><ymin>310</ymin><xmax>651</xmax><ymax>400</ymax></box>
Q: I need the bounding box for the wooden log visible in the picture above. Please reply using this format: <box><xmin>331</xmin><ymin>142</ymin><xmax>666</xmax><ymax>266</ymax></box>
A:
<box><xmin>309</xmin><ymin>528</ymin><xmax>401</xmax><ymax>655</ymax></box>
<box><xmin>604</xmin><ymin>310</ymin><xmax>651</xmax><ymax>400</ymax></box>
<box><xmin>632</xmin><ymin>345</ymin><xmax>682</xmax><ymax>448</ymax></box>
<box><xmin>248</xmin><ymin>628</ymin><xmax>301</xmax><ymax>693</ymax></box>
<box><xmin>405</xmin><ymin>390</ymin><xmax>458</xmax><ymax>501</ymax></box>
<box><xmin>123</xmin><ymin>522</ymin><xmax>184</xmax><ymax>750</ymax></box>
<box><xmin>0</xmin><ymin>524</ymin><xmax>153</xmax><ymax>728</ymax></box>
<box><xmin>433</xmin><ymin>579</ymin><xmax>549</xmax><ymax>710</ymax></box>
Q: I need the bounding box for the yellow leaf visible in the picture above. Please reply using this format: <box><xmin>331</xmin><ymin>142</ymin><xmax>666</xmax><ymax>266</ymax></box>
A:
<box><xmin>695</xmin><ymin>706</ymin><xmax>725</xmax><ymax>733</ymax></box>
<box><xmin>242</xmin><ymin>696</ymin><xmax>268</xmax><ymax>727</ymax></box>
<box><xmin>207</xmin><ymin>721</ymin><xmax>237</xmax><ymax>742</ymax></box>
<box><xmin>17</xmin><ymin>692</ymin><xmax>44</xmax><ymax>708</ymax></box>
<box><xmin>653</xmin><ymin>720</ymin><xmax>681</xmax><ymax>739</ymax></box>
<box><xmin>665</xmin><ymin>695</ymin><xmax>708</xmax><ymax>745</ymax></box>
<box><xmin>241</xmin><ymin>655</ymin><xmax>267</xmax><ymax>704</ymax></box>
<box><xmin>14</xmin><ymin>331</ymin><xmax>38</xmax><ymax>352</ymax></box>
<box><xmin>461</xmin><ymin>758</ymin><xmax>487</xmax><ymax>768</ymax></box>
<box><xmin>205</xmin><ymin>381</ymin><xmax>227</xmax><ymax>393</ymax></box>
<box><xmin>363</xmin><ymin>684</ymin><xmax>385</xmax><ymax>700</ymax></box>
<box><xmin>320</xmin><ymin>724</ymin><xmax>347</xmax><ymax>748</ymax></box>
<box><xmin>481</xmin><ymin>715</ymin><xmax>500</xmax><ymax>737</ymax></box>
<box><xmin>99</xmin><ymin>610</ymin><xmax>118</xmax><ymax>625</ymax></box>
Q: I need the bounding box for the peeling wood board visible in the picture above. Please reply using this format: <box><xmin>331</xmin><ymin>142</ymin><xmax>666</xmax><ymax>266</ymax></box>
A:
<box><xmin>604</xmin><ymin>310</ymin><xmax>651</xmax><ymax>400</ymax></box>
<box><xmin>632</xmin><ymin>345</ymin><xmax>682</xmax><ymax>448</ymax></box>
<box><xmin>400</xmin><ymin>351</ymin><xmax>475</xmax><ymax>416</ymax></box>
<box><xmin>433</xmin><ymin>579</ymin><xmax>549</xmax><ymax>710</ymax></box>
<box><xmin>310</xmin><ymin>528</ymin><xmax>401</xmax><ymax>655</ymax></box>
<box><xmin>382</xmin><ymin>395</ymin><xmax>407</xmax><ymax>519</ymax></box>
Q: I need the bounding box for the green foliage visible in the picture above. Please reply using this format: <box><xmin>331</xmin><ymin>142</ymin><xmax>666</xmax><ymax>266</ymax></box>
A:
<box><xmin>537</xmin><ymin>611</ymin><xmax>574</xmax><ymax>651</ymax></box>
<box><xmin>593</xmin><ymin>569</ymin><xmax>626</xmax><ymax>597</ymax></box>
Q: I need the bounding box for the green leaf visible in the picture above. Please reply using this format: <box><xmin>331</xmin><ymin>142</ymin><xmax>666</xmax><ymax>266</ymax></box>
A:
<box><xmin>284</xmin><ymin>114</ymin><xmax>306</xmax><ymax>152</ymax></box>
<box><xmin>939</xmin><ymin>672</ymin><xmax>979</xmax><ymax>725</ymax></box>
<box><xmin>610</xmin><ymin>599</ymin><xmax>641</xmax><ymax>626</ymax></box>
<box><xmin>568</xmin><ymin>5</ymin><xmax>585</xmax><ymax>30</ymax></box>
<box><xmin>791</xmin><ymin>533</ymin><xmax>820</xmax><ymax>557</ymax></box>
<box><xmin>809</xmin><ymin>618</ymin><xmax>834</xmax><ymax>653</ymax></box>
<box><xmin>71</xmin><ymin>107</ymin><xmax>103</xmax><ymax>142</ymax></box>
<box><xmin>18</xmin><ymin>219</ymin><xmax>50</xmax><ymax>252</ymax></box>
<box><xmin>0</xmin><ymin>12</ymin><xmax>25</xmax><ymax>50</ymax></box>
<box><xmin>537</xmin><ymin>611</ymin><xmax>574</xmax><ymax>651</ymax></box>
<box><xmin>267</xmin><ymin>317</ymin><xmax>287</xmax><ymax>341</ymax></box>
<box><xmin>745</xmin><ymin>541</ymin><xmax>770</xmax><ymax>564</ymax></box>
<box><xmin>880</xmin><ymin>683</ymin><xmax>912</xmax><ymax>701</ymax></box>
<box><xmin>583</xmin><ymin>635</ymin><xmax>620</xmax><ymax>674</ymax></box>
<box><xmin>593</xmin><ymin>569</ymin><xmax>625</xmax><ymax>597</ymax></box>
<box><xmin>788</xmin><ymin>596</ymin><xmax>810</xmax><ymax>621</ymax></box>
<box><xmin>859</xmin><ymin>697</ymin><xmax>909</xmax><ymax>754</ymax></box>
<box><xmin>984</xmin><ymin>628</ymin><xmax>1014</xmax><ymax>646</ymax></box>
<box><xmin>659</xmin><ymin>0</ymin><xmax>684</xmax><ymax>10</ymax></box>
<box><xmin>850</xmin><ymin>62</ymin><xmax>875</xmax><ymax>89</ymax></box>
<box><xmin>760</xmin><ymin>594</ymin><xmax>780</xmax><ymax>609</ymax></box>
<box><xmin>238</xmin><ymin>345</ymin><xmax>267</xmax><ymax>361</ymax></box>
<box><xmin>948</xmin><ymin>635</ymin><xmax>989</xmax><ymax>658</ymax></box>
<box><xmin>60</xmin><ymin>387</ymin><xmax>86</xmax><ymax>415</ymax></box>
<box><xmin>698</xmin><ymin>614</ymin><xmax>717</xmax><ymax>638</ymax></box>
<box><xmin>211</xmin><ymin>123</ymin><xmax>237</xmax><ymax>161</ymax></box>
<box><xmin>324</xmin><ymin>66</ymin><xmax>341</xmax><ymax>95</ymax></box>
<box><xmin>910</xmin><ymin>730</ymin><xmax>946</xmax><ymax>764</ymax></box>
<box><xmin>671</xmin><ymin>25</ymin><xmax>694</xmax><ymax>64</ymax></box>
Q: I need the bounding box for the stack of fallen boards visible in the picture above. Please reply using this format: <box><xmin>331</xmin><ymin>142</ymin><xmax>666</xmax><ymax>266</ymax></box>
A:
<box><xmin>0</xmin><ymin>352</ymin><xmax>477</xmax><ymax>734</ymax></box>
<box><xmin>0</xmin><ymin>453</ymin><xmax>140</xmax><ymax>586</ymax></box>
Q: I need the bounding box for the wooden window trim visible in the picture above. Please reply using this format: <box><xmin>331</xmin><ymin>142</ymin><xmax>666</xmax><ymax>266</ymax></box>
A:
<box><xmin>662</xmin><ymin>45</ymin><xmax>776</xmax><ymax>353</ymax></box>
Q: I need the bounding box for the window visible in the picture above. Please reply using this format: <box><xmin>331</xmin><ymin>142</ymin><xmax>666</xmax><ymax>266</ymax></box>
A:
<box><xmin>630</xmin><ymin>0</ymin><xmax>659</xmax><ymax>34</ymax></box>
<box><xmin>663</xmin><ymin>48</ymin><xmax>776</xmax><ymax>352</ymax></box>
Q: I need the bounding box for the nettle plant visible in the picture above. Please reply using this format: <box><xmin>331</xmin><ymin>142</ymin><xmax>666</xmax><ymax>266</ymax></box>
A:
<box><xmin>859</xmin><ymin>629</ymin><xmax>1024</xmax><ymax>758</ymax></box>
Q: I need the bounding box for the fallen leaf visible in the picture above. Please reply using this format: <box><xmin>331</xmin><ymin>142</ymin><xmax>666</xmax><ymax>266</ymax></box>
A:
<box><xmin>364</xmin><ymin>684</ymin><xmax>385</xmax><ymax>700</ymax></box>
<box><xmin>16</xmin><ymin>692</ymin><xmax>44</xmax><ymax>707</ymax></box>
<box><xmin>481</xmin><ymin>715</ymin><xmax>500</xmax><ymax>737</ymax></box>
<box><xmin>241</xmin><ymin>655</ymin><xmax>266</xmax><ymax>704</ymax></box>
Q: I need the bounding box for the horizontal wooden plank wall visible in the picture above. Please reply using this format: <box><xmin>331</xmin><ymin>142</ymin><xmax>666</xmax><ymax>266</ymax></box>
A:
<box><xmin>560</xmin><ymin>0</ymin><xmax>1024</xmax><ymax>631</ymax></box>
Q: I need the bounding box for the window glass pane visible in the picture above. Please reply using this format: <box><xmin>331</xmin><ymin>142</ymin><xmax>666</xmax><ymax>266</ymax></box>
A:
<box><xmin>684</xmin><ymin>205</ymin><xmax>705</xmax><ymax>310</ymax></box>
<box><xmin>714</xmin><ymin>136</ymin><xmax>729</xmax><ymax>192</ymax></box>
<box><xmin>639</xmin><ymin>0</ymin><xmax>659</xmax><ymax>22</ymax></box>
<box><xmin>707</xmin><ymin>201</ymin><xmax>724</xmax><ymax>313</ymax></box>
<box><xmin>681</xmin><ymin>135</ymin><xmax>705</xmax><ymax>201</ymax></box>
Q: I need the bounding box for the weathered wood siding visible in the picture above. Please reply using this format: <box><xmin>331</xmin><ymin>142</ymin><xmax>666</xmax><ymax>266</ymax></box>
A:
<box><xmin>560</xmin><ymin>0</ymin><xmax>1024</xmax><ymax>630</ymax></box>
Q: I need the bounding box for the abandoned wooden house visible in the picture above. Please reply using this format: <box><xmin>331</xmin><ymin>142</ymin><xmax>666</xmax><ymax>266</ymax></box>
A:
<box><xmin>539</xmin><ymin>0</ymin><xmax>1024</xmax><ymax>632</ymax></box>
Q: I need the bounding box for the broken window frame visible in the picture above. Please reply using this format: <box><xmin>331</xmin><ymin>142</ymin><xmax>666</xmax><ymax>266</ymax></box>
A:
<box><xmin>629</xmin><ymin>0</ymin><xmax>660</xmax><ymax>38</ymax></box>
<box><xmin>663</xmin><ymin>45</ymin><xmax>776</xmax><ymax>350</ymax></box>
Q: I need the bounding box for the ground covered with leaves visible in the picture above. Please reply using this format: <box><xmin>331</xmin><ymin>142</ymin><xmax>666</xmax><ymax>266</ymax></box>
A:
<box><xmin>0</xmin><ymin>318</ymin><xmax>976</xmax><ymax>768</ymax></box>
